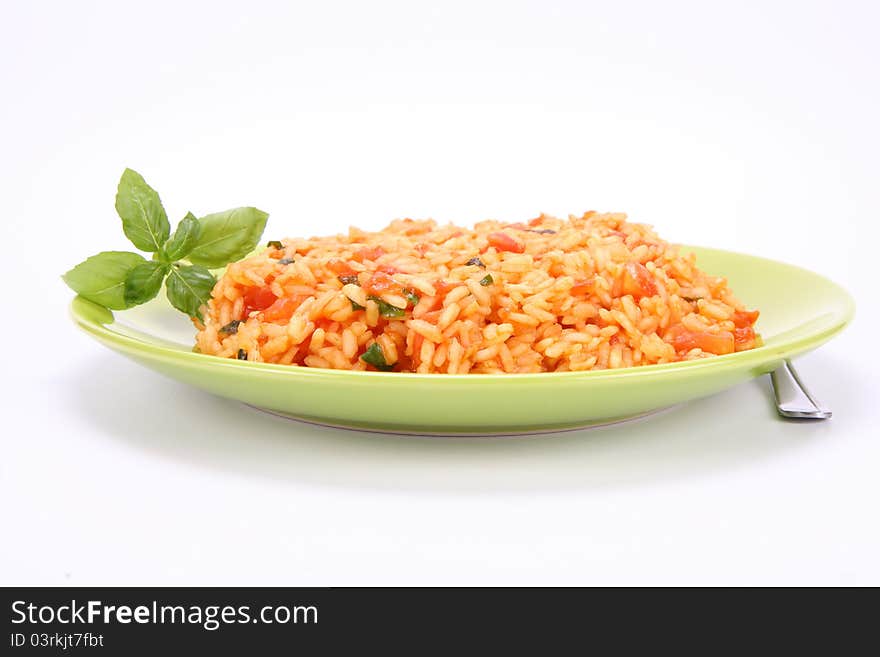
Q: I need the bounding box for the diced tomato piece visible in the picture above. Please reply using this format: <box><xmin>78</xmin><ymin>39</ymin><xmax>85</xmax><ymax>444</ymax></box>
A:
<box><xmin>353</xmin><ymin>246</ymin><xmax>386</xmax><ymax>262</ymax></box>
<box><xmin>433</xmin><ymin>279</ymin><xmax>463</xmax><ymax>297</ymax></box>
<box><xmin>732</xmin><ymin>309</ymin><xmax>760</xmax><ymax>328</ymax></box>
<box><xmin>528</xmin><ymin>216</ymin><xmax>544</xmax><ymax>226</ymax></box>
<box><xmin>242</xmin><ymin>285</ymin><xmax>278</xmax><ymax>317</ymax></box>
<box><xmin>487</xmin><ymin>232</ymin><xmax>525</xmax><ymax>253</ymax></box>
<box><xmin>313</xmin><ymin>318</ymin><xmax>335</xmax><ymax>331</ymax></box>
<box><xmin>734</xmin><ymin>326</ymin><xmax>757</xmax><ymax>351</ymax></box>
<box><xmin>410</xmin><ymin>333</ymin><xmax>425</xmax><ymax>368</ymax></box>
<box><xmin>621</xmin><ymin>262</ymin><xmax>657</xmax><ymax>299</ymax></box>
<box><xmin>570</xmin><ymin>278</ymin><xmax>593</xmax><ymax>296</ymax></box>
<box><xmin>364</xmin><ymin>271</ymin><xmax>400</xmax><ymax>295</ymax></box>
<box><xmin>666</xmin><ymin>324</ymin><xmax>735</xmax><ymax>355</ymax></box>
<box><xmin>376</xmin><ymin>264</ymin><xmax>399</xmax><ymax>275</ymax></box>
<box><xmin>262</xmin><ymin>296</ymin><xmax>303</xmax><ymax>322</ymax></box>
<box><xmin>327</xmin><ymin>259</ymin><xmax>356</xmax><ymax>276</ymax></box>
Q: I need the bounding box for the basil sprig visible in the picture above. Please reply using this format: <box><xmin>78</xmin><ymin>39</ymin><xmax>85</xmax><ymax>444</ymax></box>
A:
<box><xmin>63</xmin><ymin>168</ymin><xmax>269</xmax><ymax>320</ymax></box>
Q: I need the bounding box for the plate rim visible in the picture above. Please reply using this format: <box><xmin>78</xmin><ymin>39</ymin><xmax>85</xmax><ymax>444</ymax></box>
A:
<box><xmin>68</xmin><ymin>245</ymin><xmax>855</xmax><ymax>383</ymax></box>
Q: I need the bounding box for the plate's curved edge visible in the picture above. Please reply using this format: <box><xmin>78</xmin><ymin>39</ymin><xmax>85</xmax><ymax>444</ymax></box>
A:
<box><xmin>67</xmin><ymin>244</ymin><xmax>856</xmax><ymax>384</ymax></box>
<box><xmin>246</xmin><ymin>403</ymin><xmax>679</xmax><ymax>436</ymax></box>
<box><xmin>67</xmin><ymin>299</ymin><xmax>852</xmax><ymax>384</ymax></box>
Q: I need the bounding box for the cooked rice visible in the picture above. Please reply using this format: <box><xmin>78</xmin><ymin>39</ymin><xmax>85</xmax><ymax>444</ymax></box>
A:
<box><xmin>194</xmin><ymin>212</ymin><xmax>761</xmax><ymax>373</ymax></box>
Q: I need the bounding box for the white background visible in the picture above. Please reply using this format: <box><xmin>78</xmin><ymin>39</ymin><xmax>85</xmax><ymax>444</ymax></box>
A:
<box><xmin>2</xmin><ymin>0</ymin><xmax>878</xmax><ymax>585</ymax></box>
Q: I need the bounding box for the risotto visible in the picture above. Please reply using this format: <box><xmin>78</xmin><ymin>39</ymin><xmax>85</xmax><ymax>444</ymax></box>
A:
<box><xmin>194</xmin><ymin>212</ymin><xmax>760</xmax><ymax>373</ymax></box>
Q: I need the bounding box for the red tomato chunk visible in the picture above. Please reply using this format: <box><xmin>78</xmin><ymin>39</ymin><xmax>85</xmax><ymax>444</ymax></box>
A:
<box><xmin>487</xmin><ymin>232</ymin><xmax>525</xmax><ymax>253</ymax></box>
<box><xmin>262</xmin><ymin>296</ymin><xmax>303</xmax><ymax>322</ymax></box>
<box><xmin>621</xmin><ymin>262</ymin><xmax>657</xmax><ymax>299</ymax></box>
<box><xmin>242</xmin><ymin>285</ymin><xmax>277</xmax><ymax>317</ymax></box>
<box><xmin>364</xmin><ymin>270</ymin><xmax>400</xmax><ymax>295</ymax></box>
<box><xmin>666</xmin><ymin>323</ymin><xmax>735</xmax><ymax>355</ymax></box>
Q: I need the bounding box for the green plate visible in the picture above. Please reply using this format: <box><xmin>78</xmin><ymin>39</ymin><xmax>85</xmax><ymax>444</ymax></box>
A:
<box><xmin>69</xmin><ymin>246</ymin><xmax>854</xmax><ymax>435</ymax></box>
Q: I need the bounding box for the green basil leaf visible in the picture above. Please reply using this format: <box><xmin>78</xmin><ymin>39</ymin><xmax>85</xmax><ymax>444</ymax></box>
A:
<box><xmin>62</xmin><ymin>251</ymin><xmax>146</xmax><ymax>310</ymax></box>
<box><xmin>163</xmin><ymin>212</ymin><xmax>201</xmax><ymax>261</ymax></box>
<box><xmin>115</xmin><ymin>168</ymin><xmax>170</xmax><ymax>252</ymax></box>
<box><xmin>165</xmin><ymin>264</ymin><xmax>216</xmax><ymax>320</ymax></box>
<box><xmin>360</xmin><ymin>342</ymin><xmax>394</xmax><ymax>371</ymax></box>
<box><xmin>187</xmin><ymin>207</ymin><xmax>269</xmax><ymax>268</ymax></box>
<box><xmin>479</xmin><ymin>274</ymin><xmax>494</xmax><ymax>286</ymax></box>
<box><xmin>124</xmin><ymin>261</ymin><xmax>169</xmax><ymax>307</ymax></box>
<box><xmin>368</xmin><ymin>295</ymin><xmax>406</xmax><ymax>318</ymax></box>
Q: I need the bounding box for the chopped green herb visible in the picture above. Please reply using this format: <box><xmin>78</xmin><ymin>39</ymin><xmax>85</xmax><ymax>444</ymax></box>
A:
<box><xmin>350</xmin><ymin>300</ymin><xmax>366</xmax><ymax>311</ymax></box>
<box><xmin>465</xmin><ymin>256</ymin><xmax>486</xmax><ymax>268</ymax></box>
<box><xmin>237</xmin><ymin>349</ymin><xmax>248</xmax><ymax>360</ymax></box>
<box><xmin>479</xmin><ymin>274</ymin><xmax>494</xmax><ymax>286</ymax></box>
<box><xmin>267</xmin><ymin>240</ymin><xmax>284</xmax><ymax>249</ymax></box>
<box><xmin>405</xmin><ymin>289</ymin><xmax>420</xmax><ymax>306</ymax></box>
<box><xmin>278</xmin><ymin>258</ymin><xmax>295</xmax><ymax>265</ymax></box>
<box><xmin>368</xmin><ymin>295</ymin><xmax>406</xmax><ymax>318</ymax></box>
<box><xmin>360</xmin><ymin>342</ymin><xmax>394</xmax><ymax>371</ymax></box>
<box><xmin>338</xmin><ymin>274</ymin><xmax>360</xmax><ymax>285</ymax></box>
<box><xmin>219</xmin><ymin>320</ymin><xmax>242</xmax><ymax>335</ymax></box>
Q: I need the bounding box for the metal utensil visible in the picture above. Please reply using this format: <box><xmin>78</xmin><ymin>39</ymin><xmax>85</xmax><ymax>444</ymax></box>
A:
<box><xmin>770</xmin><ymin>360</ymin><xmax>832</xmax><ymax>419</ymax></box>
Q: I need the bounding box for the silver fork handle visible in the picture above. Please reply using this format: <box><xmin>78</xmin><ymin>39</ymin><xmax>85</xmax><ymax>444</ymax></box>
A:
<box><xmin>770</xmin><ymin>360</ymin><xmax>832</xmax><ymax>419</ymax></box>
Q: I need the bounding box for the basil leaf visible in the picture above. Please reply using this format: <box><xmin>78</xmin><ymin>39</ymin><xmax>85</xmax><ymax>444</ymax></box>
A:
<box><xmin>480</xmin><ymin>274</ymin><xmax>494</xmax><ymax>286</ymax></box>
<box><xmin>404</xmin><ymin>290</ymin><xmax>420</xmax><ymax>306</ymax></box>
<box><xmin>165</xmin><ymin>264</ymin><xmax>216</xmax><ymax>320</ymax></box>
<box><xmin>368</xmin><ymin>295</ymin><xmax>406</xmax><ymax>318</ymax></box>
<box><xmin>115</xmin><ymin>168</ymin><xmax>170</xmax><ymax>253</ymax></box>
<box><xmin>360</xmin><ymin>343</ymin><xmax>394</xmax><ymax>371</ymax></box>
<box><xmin>163</xmin><ymin>212</ymin><xmax>201</xmax><ymax>261</ymax></box>
<box><xmin>62</xmin><ymin>251</ymin><xmax>146</xmax><ymax>310</ymax></box>
<box><xmin>187</xmin><ymin>207</ymin><xmax>269</xmax><ymax>268</ymax></box>
<box><xmin>124</xmin><ymin>261</ymin><xmax>169</xmax><ymax>307</ymax></box>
